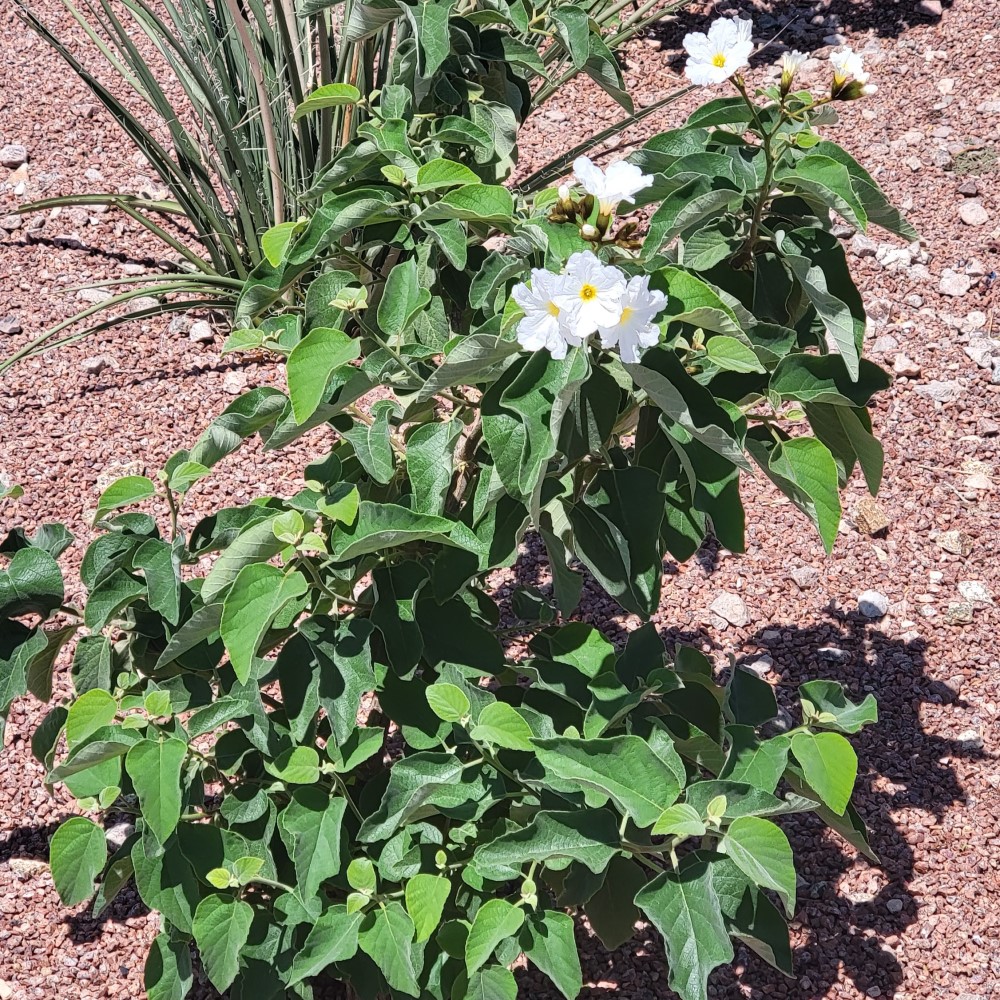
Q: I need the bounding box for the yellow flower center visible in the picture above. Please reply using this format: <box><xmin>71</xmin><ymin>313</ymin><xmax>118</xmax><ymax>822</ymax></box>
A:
<box><xmin>620</xmin><ymin>306</ymin><xmax>634</xmax><ymax>324</ymax></box>
<box><xmin>712</xmin><ymin>52</ymin><xmax>727</xmax><ymax>68</ymax></box>
<box><xmin>579</xmin><ymin>284</ymin><xmax>598</xmax><ymax>302</ymax></box>
<box><xmin>546</xmin><ymin>301</ymin><xmax>560</xmax><ymax>317</ymax></box>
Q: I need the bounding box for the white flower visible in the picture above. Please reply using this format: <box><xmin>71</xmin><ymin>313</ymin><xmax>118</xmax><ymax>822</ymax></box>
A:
<box><xmin>780</xmin><ymin>49</ymin><xmax>806</xmax><ymax>80</ymax></box>
<box><xmin>572</xmin><ymin>156</ymin><xmax>654</xmax><ymax>216</ymax></box>
<box><xmin>682</xmin><ymin>16</ymin><xmax>754</xmax><ymax>86</ymax></box>
<box><xmin>597</xmin><ymin>275</ymin><xmax>666</xmax><ymax>363</ymax></box>
<box><xmin>512</xmin><ymin>268</ymin><xmax>580</xmax><ymax>360</ymax></box>
<box><xmin>830</xmin><ymin>46</ymin><xmax>868</xmax><ymax>87</ymax></box>
<box><xmin>553</xmin><ymin>251</ymin><xmax>627</xmax><ymax>341</ymax></box>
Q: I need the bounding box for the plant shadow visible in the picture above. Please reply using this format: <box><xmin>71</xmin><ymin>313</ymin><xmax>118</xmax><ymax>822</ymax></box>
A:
<box><xmin>516</xmin><ymin>610</ymin><xmax>975</xmax><ymax>1000</ymax></box>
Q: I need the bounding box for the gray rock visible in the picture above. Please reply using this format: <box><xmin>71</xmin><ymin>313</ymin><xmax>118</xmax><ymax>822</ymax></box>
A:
<box><xmin>893</xmin><ymin>355</ymin><xmax>921</xmax><ymax>377</ymax></box>
<box><xmin>976</xmin><ymin>100</ymin><xmax>1000</xmax><ymax>114</ymax></box>
<box><xmin>0</xmin><ymin>215</ymin><xmax>22</xmax><ymax>232</ymax></box>
<box><xmin>937</xmin><ymin>529</ymin><xmax>973</xmax><ymax>556</ymax></box>
<box><xmin>81</xmin><ymin>355</ymin><xmax>111</xmax><ymax>375</ymax></box>
<box><xmin>818</xmin><ymin>646</ymin><xmax>850</xmax><ymax>663</ymax></box>
<box><xmin>963</xmin><ymin>341</ymin><xmax>996</xmax><ymax>369</ymax></box>
<box><xmin>790</xmin><ymin>566</ymin><xmax>820</xmax><ymax>590</ymax></box>
<box><xmin>870</xmin><ymin>335</ymin><xmax>899</xmax><ymax>354</ymax></box>
<box><xmin>954</xmin><ymin>728</ymin><xmax>983</xmax><ymax>751</ymax></box>
<box><xmin>915</xmin><ymin>379</ymin><xmax>964</xmax><ymax>404</ymax></box>
<box><xmin>131</xmin><ymin>296</ymin><xmax>159</xmax><ymax>313</ymax></box>
<box><xmin>977</xmin><ymin>416</ymin><xmax>1000</xmax><ymax>437</ymax></box>
<box><xmin>858</xmin><ymin>589</ymin><xmax>890</xmax><ymax>618</ymax></box>
<box><xmin>0</xmin><ymin>316</ymin><xmax>22</xmax><ymax>335</ymax></box>
<box><xmin>710</xmin><ymin>592</ymin><xmax>750</xmax><ymax>628</ymax></box>
<box><xmin>743</xmin><ymin>656</ymin><xmax>773</xmax><ymax>679</ymax></box>
<box><xmin>939</xmin><ymin>269</ymin><xmax>971</xmax><ymax>297</ymax></box>
<box><xmin>105</xmin><ymin>822</ymin><xmax>135</xmax><ymax>850</ymax></box>
<box><xmin>850</xmin><ymin>234</ymin><xmax>878</xmax><ymax>258</ymax></box>
<box><xmin>958</xmin><ymin>179</ymin><xmax>980</xmax><ymax>196</ymax></box>
<box><xmin>959</xmin><ymin>201</ymin><xmax>990</xmax><ymax>227</ymax></box>
<box><xmin>945</xmin><ymin>601</ymin><xmax>974</xmax><ymax>624</ymax></box>
<box><xmin>0</xmin><ymin>143</ymin><xmax>28</xmax><ymax>168</ymax></box>
<box><xmin>914</xmin><ymin>0</ymin><xmax>942</xmax><ymax>14</ymax></box>
<box><xmin>169</xmin><ymin>314</ymin><xmax>193</xmax><ymax>335</ymax></box>
<box><xmin>76</xmin><ymin>287</ymin><xmax>113</xmax><ymax>304</ymax></box>
<box><xmin>958</xmin><ymin>580</ymin><xmax>992</xmax><ymax>604</ymax></box>
<box><xmin>188</xmin><ymin>320</ymin><xmax>215</xmax><ymax>343</ymax></box>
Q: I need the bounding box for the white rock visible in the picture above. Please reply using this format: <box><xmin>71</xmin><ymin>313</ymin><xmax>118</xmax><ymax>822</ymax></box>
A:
<box><xmin>0</xmin><ymin>316</ymin><xmax>22</xmax><ymax>335</ymax></box>
<box><xmin>0</xmin><ymin>977</ymin><xmax>12</xmax><ymax>1000</ymax></box>
<box><xmin>76</xmin><ymin>287</ymin><xmax>113</xmax><ymax>304</ymax></box>
<box><xmin>222</xmin><ymin>370</ymin><xmax>246</xmax><ymax>395</ymax></box>
<box><xmin>955</xmin><ymin>728</ymin><xmax>983</xmax><ymax>750</ymax></box>
<box><xmin>893</xmin><ymin>355</ymin><xmax>921</xmax><ymax>377</ymax></box>
<box><xmin>851</xmin><ymin>234</ymin><xmax>878</xmax><ymax>258</ymax></box>
<box><xmin>188</xmin><ymin>320</ymin><xmax>215</xmax><ymax>343</ymax></box>
<box><xmin>939</xmin><ymin>269</ymin><xmax>971</xmax><ymax>297</ymax></box>
<box><xmin>0</xmin><ymin>143</ymin><xmax>28</xmax><ymax>168</ymax></box>
<box><xmin>131</xmin><ymin>296</ymin><xmax>159</xmax><ymax>313</ymax></box>
<box><xmin>858</xmin><ymin>590</ymin><xmax>890</xmax><ymax>618</ymax></box>
<box><xmin>915</xmin><ymin>0</ymin><xmax>942</xmax><ymax>16</ymax></box>
<box><xmin>105</xmin><ymin>821</ymin><xmax>135</xmax><ymax>850</ymax></box>
<box><xmin>959</xmin><ymin>201</ymin><xmax>990</xmax><ymax>227</ymax></box>
<box><xmin>710</xmin><ymin>593</ymin><xmax>750</xmax><ymax>628</ymax></box>
<box><xmin>929</xmin><ymin>571</ymin><xmax>944</xmax><ymax>583</ymax></box>
<box><xmin>964</xmin><ymin>342</ymin><xmax>995</xmax><ymax>369</ymax></box>
<box><xmin>915</xmin><ymin>379</ymin><xmax>964</xmax><ymax>404</ymax></box>
<box><xmin>790</xmin><ymin>566</ymin><xmax>820</xmax><ymax>590</ymax></box>
<box><xmin>958</xmin><ymin>580</ymin><xmax>992</xmax><ymax>603</ymax></box>
<box><xmin>870</xmin><ymin>335</ymin><xmax>899</xmax><ymax>354</ymax></box>
<box><xmin>818</xmin><ymin>646</ymin><xmax>850</xmax><ymax>663</ymax></box>
<box><xmin>743</xmin><ymin>655</ymin><xmax>773</xmax><ymax>678</ymax></box>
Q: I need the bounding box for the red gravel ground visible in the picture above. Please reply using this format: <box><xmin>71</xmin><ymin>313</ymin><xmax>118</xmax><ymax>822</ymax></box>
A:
<box><xmin>2</xmin><ymin>1</ymin><xmax>999</xmax><ymax>998</ymax></box>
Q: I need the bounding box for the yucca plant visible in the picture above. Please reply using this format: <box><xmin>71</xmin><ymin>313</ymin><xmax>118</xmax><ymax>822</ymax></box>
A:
<box><xmin>4</xmin><ymin>0</ymin><xmax>693</xmax><ymax>371</ymax></box>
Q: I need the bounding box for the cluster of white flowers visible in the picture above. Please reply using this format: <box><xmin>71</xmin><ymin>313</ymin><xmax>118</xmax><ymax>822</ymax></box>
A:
<box><xmin>682</xmin><ymin>15</ymin><xmax>875</xmax><ymax>96</ymax></box>
<box><xmin>512</xmin><ymin>251</ymin><xmax>666</xmax><ymax>364</ymax></box>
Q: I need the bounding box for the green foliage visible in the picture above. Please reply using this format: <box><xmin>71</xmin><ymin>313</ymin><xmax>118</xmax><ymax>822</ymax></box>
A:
<box><xmin>0</xmin><ymin>23</ymin><xmax>906</xmax><ymax>1000</ymax></box>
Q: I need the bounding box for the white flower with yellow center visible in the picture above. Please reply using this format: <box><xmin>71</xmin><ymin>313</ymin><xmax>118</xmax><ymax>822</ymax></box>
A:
<box><xmin>780</xmin><ymin>49</ymin><xmax>806</xmax><ymax>85</ymax></box>
<box><xmin>553</xmin><ymin>251</ymin><xmax>627</xmax><ymax>341</ymax></box>
<box><xmin>572</xmin><ymin>156</ymin><xmax>654</xmax><ymax>216</ymax></box>
<box><xmin>682</xmin><ymin>16</ymin><xmax>754</xmax><ymax>86</ymax></box>
<box><xmin>830</xmin><ymin>46</ymin><xmax>868</xmax><ymax>87</ymax></box>
<box><xmin>512</xmin><ymin>268</ymin><xmax>581</xmax><ymax>360</ymax></box>
<box><xmin>597</xmin><ymin>275</ymin><xmax>667</xmax><ymax>364</ymax></box>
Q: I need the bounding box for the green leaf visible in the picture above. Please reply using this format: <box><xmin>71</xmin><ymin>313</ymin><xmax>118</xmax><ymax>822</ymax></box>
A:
<box><xmin>344</xmin><ymin>401</ymin><xmax>397</xmax><ymax>485</ymax></box>
<box><xmin>720</xmin><ymin>728</ymin><xmax>789</xmax><ymax>794</ymax></box>
<box><xmin>661</xmin><ymin>268</ymin><xmax>742</xmax><ymax>336</ymax></box>
<box><xmin>406</xmin><ymin>419</ymin><xmax>460</xmax><ymax>516</ymax></box>
<box><xmin>413</xmin><ymin>158</ymin><xmax>481</xmax><ymax>193</ymax></box>
<box><xmin>267</xmin><ymin>746</ymin><xmax>321</xmax><ymax>784</ymax></box>
<box><xmin>652</xmin><ymin>803</ymin><xmax>707</xmax><ymax>838</ymax></box>
<box><xmin>66</xmin><ymin>689</ymin><xmax>117</xmax><ymax>748</ymax></box>
<box><xmin>552</xmin><ymin>4</ymin><xmax>590</xmax><ymax>68</ymax></box>
<box><xmin>728</xmin><ymin>666</ymin><xmax>778</xmax><ymax>727</ymax></box>
<box><xmin>125</xmin><ymin>737</ymin><xmax>187</xmax><ymax>844</ymax></box>
<box><xmin>192</xmin><ymin>895</ymin><xmax>254</xmax><ymax>993</ymax></box>
<box><xmin>706</xmin><ymin>336</ymin><xmax>765</xmax><ymax>373</ymax></box>
<box><xmin>378</xmin><ymin>257</ymin><xmax>433</xmax><ymax>338</ymax></box>
<box><xmin>420</xmin><ymin>185</ymin><xmax>514</xmax><ymax>224</ymax></box>
<box><xmin>260</xmin><ymin>221</ymin><xmax>302</xmax><ymax>267</ymax></box>
<box><xmin>635</xmin><ymin>857</ymin><xmax>734</xmax><ymax>1000</ymax></box>
<box><xmin>457</xmin><ymin>966</ymin><xmax>518</xmax><ymax>1000</ymax></box>
<box><xmin>405</xmin><ymin>873</ymin><xmax>450</xmax><ymax>942</ymax></box>
<box><xmin>0</xmin><ymin>547</ymin><xmax>64</xmax><ymax>618</ymax></box>
<box><xmin>731</xmin><ymin>885</ymin><xmax>794</xmax><ymax>976</ymax></box>
<box><xmin>790</xmin><ymin>731</ymin><xmax>857</xmax><ymax>815</ymax></box>
<box><xmin>94</xmin><ymin>476</ymin><xmax>156</xmax><ymax>522</ymax></box>
<box><xmin>134</xmin><ymin>538</ymin><xmax>182</xmax><ymax>625</ymax></box>
<box><xmin>287</xmin><ymin>327</ymin><xmax>361</xmax><ymax>424</ymax></box>
<box><xmin>278</xmin><ymin>787</ymin><xmax>347</xmax><ymax>898</ymax></box>
<box><xmin>132</xmin><ymin>841</ymin><xmax>200</xmax><ymax>934</ymax></box>
<box><xmin>49</xmin><ymin>816</ymin><xmax>106</xmax><ymax>906</ymax></box>
<box><xmin>465</xmin><ymin>899</ymin><xmax>525</xmax><ymax>975</ymax></box>
<box><xmin>220</xmin><ymin>565</ymin><xmax>308</xmax><ymax>683</ymax></box>
<box><xmin>416</xmin><ymin>334</ymin><xmax>519</xmax><ymax>403</ymax></box>
<box><xmin>567</xmin><ymin>467</ymin><xmax>664</xmax><ymax>618</ymax></box>
<box><xmin>201</xmin><ymin>514</ymin><xmax>288</xmax><ymax>602</ymax></box>
<box><xmin>426</xmin><ymin>682</ymin><xmax>470</xmax><ymax>723</ymax></box>
<box><xmin>330</xmin><ymin>502</ymin><xmax>467</xmax><ymax>561</ymax></box>
<box><xmin>144</xmin><ymin>932</ymin><xmax>193</xmax><ymax>1000</ymax></box>
<box><xmin>533</xmin><ymin>735</ymin><xmax>681</xmax><ymax>828</ymax></box>
<box><xmin>400</xmin><ymin>0</ymin><xmax>456</xmax><ymax>76</ymax></box>
<box><xmin>520</xmin><ymin>910</ymin><xmax>582</xmax><ymax>1000</ymax></box>
<box><xmin>472</xmin><ymin>810</ymin><xmax>619</xmax><ymax>881</ymax></box>
<box><xmin>770</xmin><ymin>355</ymin><xmax>890</xmax><ymax>407</ymax></box>
<box><xmin>767</xmin><ymin>437</ymin><xmax>841</xmax><ymax>554</ymax></box>
<box><xmin>470</xmin><ymin>702</ymin><xmax>534</xmax><ymax>751</ymax></box>
<box><xmin>359</xmin><ymin>901</ymin><xmax>424</xmax><ymax>997</ymax></box>
<box><xmin>293</xmin><ymin>83</ymin><xmax>362</xmax><ymax>121</ymax></box>
<box><xmin>287</xmin><ymin>906</ymin><xmax>363</xmax><ymax>985</ymax></box>
<box><xmin>799</xmin><ymin>680</ymin><xmax>878</xmax><ymax>734</ymax></box>
<box><xmin>584</xmin><ymin>855</ymin><xmax>648</xmax><ymax>950</ymax></box>
<box><xmin>722</xmin><ymin>816</ymin><xmax>796</xmax><ymax>917</ymax></box>
<box><xmin>778</xmin><ymin>153</ymin><xmax>868</xmax><ymax>230</ymax></box>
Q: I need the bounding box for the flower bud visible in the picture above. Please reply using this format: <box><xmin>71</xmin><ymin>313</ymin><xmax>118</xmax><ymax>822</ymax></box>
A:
<box><xmin>580</xmin><ymin>223</ymin><xmax>600</xmax><ymax>240</ymax></box>
<box><xmin>779</xmin><ymin>50</ymin><xmax>805</xmax><ymax>96</ymax></box>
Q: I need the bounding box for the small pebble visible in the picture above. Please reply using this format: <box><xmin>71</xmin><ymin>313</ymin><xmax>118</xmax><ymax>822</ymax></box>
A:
<box><xmin>0</xmin><ymin>316</ymin><xmax>22</xmax><ymax>335</ymax></box>
<box><xmin>954</xmin><ymin>728</ymin><xmax>984</xmax><ymax>751</ymax></box>
<box><xmin>790</xmin><ymin>566</ymin><xmax>820</xmax><ymax>590</ymax></box>
<box><xmin>945</xmin><ymin>601</ymin><xmax>974</xmax><ymax>624</ymax></box>
<box><xmin>743</xmin><ymin>656</ymin><xmax>773</xmax><ymax>679</ymax></box>
<box><xmin>937</xmin><ymin>529</ymin><xmax>973</xmax><ymax>556</ymax></box>
<box><xmin>710</xmin><ymin>592</ymin><xmax>750</xmax><ymax>628</ymax></box>
<box><xmin>818</xmin><ymin>646</ymin><xmax>850</xmax><ymax>663</ymax></box>
<box><xmin>957</xmin><ymin>580</ymin><xmax>992</xmax><ymax>603</ymax></box>
<box><xmin>81</xmin><ymin>355</ymin><xmax>111</xmax><ymax>375</ymax></box>
<box><xmin>858</xmin><ymin>589</ymin><xmax>890</xmax><ymax>618</ymax></box>
<box><xmin>957</xmin><ymin>178</ymin><xmax>979</xmax><ymax>196</ymax></box>
<box><xmin>886</xmin><ymin>898</ymin><xmax>904</xmax><ymax>914</ymax></box>
<box><xmin>189</xmin><ymin>320</ymin><xmax>215</xmax><ymax>343</ymax></box>
<box><xmin>105</xmin><ymin>822</ymin><xmax>135</xmax><ymax>850</ymax></box>
<box><xmin>893</xmin><ymin>354</ymin><xmax>921</xmax><ymax>377</ymax></box>
<box><xmin>914</xmin><ymin>0</ymin><xmax>942</xmax><ymax>15</ymax></box>
<box><xmin>938</xmin><ymin>269</ymin><xmax>971</xmax><ymax>297</ymax></box>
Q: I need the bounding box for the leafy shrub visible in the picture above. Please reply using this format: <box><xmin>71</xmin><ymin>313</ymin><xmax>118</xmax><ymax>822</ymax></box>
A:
<box><xmin>7</xmin><ymin>0</ymin><xmax>690</xmax><ymax>367</ymax></box>
<box><xmin>2</xmin><ymin>20</ymin><xmax>907</xmax><ymax>1000</ymax></box>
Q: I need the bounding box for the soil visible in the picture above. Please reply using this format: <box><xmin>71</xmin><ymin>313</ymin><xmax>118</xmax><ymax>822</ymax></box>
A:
<box><xmin>1</xmin><ymin>1</ymin><xmax>999</xmax><ymax>999</ymax></box>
